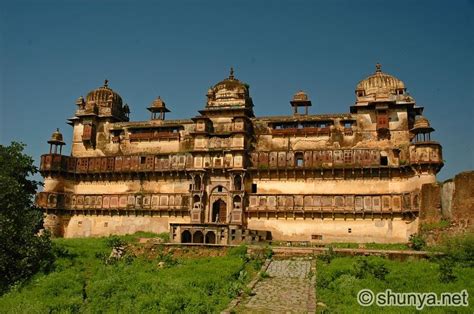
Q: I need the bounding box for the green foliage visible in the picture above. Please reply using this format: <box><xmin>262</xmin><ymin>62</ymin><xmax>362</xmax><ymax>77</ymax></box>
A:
<box><xmin>0</xmin><ymin>237</ymin><xmax>253</xmax><ymax>313</ymax></box>
<box><xmin>437</xmin><ymin>233</ymin><xmax>474</xmax><ymax>267</ymax></box>
<box><xmin>421</xmin><ymin>219</ymin><xmax>451</xmax><ymax>232</ymax></box>
<box><xmin>0</xmin><ymin>142</ymin><xmax>54</xmax><ymax>294</ymax></box>
<box><xmin>408</xmin><ymin>233</ymin><xmax>426</xmax><ymax>251</ymax></box>
<box><xmin>318</xmin><ymin>246</ymin><xmax>337</xmax><ymax>264</ymax></box>
<box><xmin>227</xmin><ymin>245</ymin><xmax>248</xmax><ymax>259</ymax></box>
<box><xmin>438</xmin><ymin>258</ymin><xmax>456</xmax><ymax>283</ymax></box>
<box><xmin>105</xmin><ymin>235</ymin><xmax>128</xmax><ymax>249</ymax></box>
<box><xmin>316</xmin><ymin>255</ymin><xmax>474</xmax><ymax>313</ymax></box>
<box><xmin>353</xmin><ymin>257</ymin><xmax>389</xmax><ymax>281</ymax></box>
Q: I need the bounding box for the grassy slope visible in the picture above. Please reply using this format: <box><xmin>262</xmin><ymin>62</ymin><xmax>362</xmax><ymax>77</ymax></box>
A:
<box><xmin>0</xmin><ymin>234</ymin><xmax>252</xmax><ymax>313</ymax></box>
<box><xmin>316</xmin><ymin>256</ymin><xmax>474</xmax><ymax>313</ymax></box>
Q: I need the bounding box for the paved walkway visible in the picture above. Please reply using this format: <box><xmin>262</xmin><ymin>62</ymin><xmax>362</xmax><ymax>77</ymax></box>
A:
<box><xmin>236</xmin><ymin>259</ymin><xmax>316</xmax><ymax>313</ymax></box>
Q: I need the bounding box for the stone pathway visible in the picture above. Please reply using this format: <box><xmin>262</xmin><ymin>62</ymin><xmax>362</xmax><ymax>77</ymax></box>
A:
<box><xmin>236</xmin><ymin>259</ymin><xmax>315</xmax><ymax>313</ymax></box>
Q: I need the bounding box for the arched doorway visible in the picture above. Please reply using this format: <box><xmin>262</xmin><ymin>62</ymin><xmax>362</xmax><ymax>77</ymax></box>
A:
<box><xmin>193</xmin><ymin>230</ymin><xmax>204</xmax><ymax>243</ymax></box>
<box><xmin>205</xmin><ymin>231</ymin><xmax>216</xmax><ymax>244</ymax></box>
<box><xmin>212</xmin><ymin>199</ymin><xmax>227</xmax><ymax>223</ymax></box>
<box><xmin>181</xmin><ymin>230</ymin><xmax>192</xmax><ymax>243</ymax></box>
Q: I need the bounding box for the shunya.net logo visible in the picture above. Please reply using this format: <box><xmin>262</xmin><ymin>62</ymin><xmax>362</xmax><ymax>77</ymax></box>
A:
<box><xmin>357</xmin><ymin>289</ymin><xmax>469</xmax><ymax>310</ymax></box>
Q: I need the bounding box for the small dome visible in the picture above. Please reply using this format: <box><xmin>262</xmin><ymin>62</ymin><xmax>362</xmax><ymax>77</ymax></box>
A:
<box><xmin>86</xmin><ymin>79</ymin><xmax>123</xmax><ymax>107</ymax></box>
<box><xmin>150</xmin><ymin>96</ymin><xmax>165</xmax><ymax>108</ymax></box>
<box><xmin>48</xmin><ymin>128</ymin><xmax>65</xmax><ymax>145</ymax></box>
<box><xmin>292</xmin><ymin>90</ymin><xmax>309</xmax><ymax>102</ymax></box>
<box><xmin>413</xmin><ymin>116</ymin><xmax>431</xmax><ymax>129</ymax></box>
<box><xmin>148</xmin><ymin>96</ymin><xmax>170</xmax><ymax>112</ymax></box>
<box><xmin>356</xmin><ymin>63</ymin><xmax>405</xmax><ymax>96</ymax></box>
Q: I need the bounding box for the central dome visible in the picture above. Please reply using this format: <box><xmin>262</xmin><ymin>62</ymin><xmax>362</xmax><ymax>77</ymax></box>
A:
<box><xmin>356</xmin><ymin>63</ymin><xmax>405</xmax><ymax>98</ymax></box>
<box><xmin>86</xmin><ymin>79</ymin><xmax>123</xmax><ymax>107</ymax></box>
<box><xmin>206</xmin><ymin>68</ymin><xmax>253</xmax><ymax>109</ymax></box>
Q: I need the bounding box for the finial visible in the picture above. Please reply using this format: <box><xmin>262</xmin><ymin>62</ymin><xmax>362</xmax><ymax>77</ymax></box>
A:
<box><xmin>56</xmin><ymin>128</ymin><xmax>60</xmax><ymax>132</ymax></box>
<box><xmin>375</xmin><ymin>63</ymin><xmax>382</xmax><ymax>73</ymax></box>
<box><xmin>104</xmin><ymin>79</ymin><xmax>109</xmax><ymax>87</ymax></box>
<box><xmin>229</xmin><ymin>67</ymin><xmax>234</xmax><ymax>80</ymax></box>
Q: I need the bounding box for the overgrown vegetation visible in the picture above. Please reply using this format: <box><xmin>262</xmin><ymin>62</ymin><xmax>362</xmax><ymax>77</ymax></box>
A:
<box><xmin>0</xmin><ymin>234</ymin><xmax>263</xmax><ymax>313</ymax></box>
<box><xmin>316</xmin><ymin>234</ymin><xmax>474</xmax><ymax>313</ymax></box>
<box><xmin>0</xmin><ymin>142</ymin><xmax>54</xmax><ymax>294</ymax></box>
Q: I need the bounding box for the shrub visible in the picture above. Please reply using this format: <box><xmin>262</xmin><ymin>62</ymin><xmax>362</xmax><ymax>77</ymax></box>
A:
<box><xmin>353</xmin><ymin>257</ymin><xmax>389</xmax><ymax>281</ymax></box>
<box><xmin>409</xmin><ymin>233</ymin><xmax>426</xmax><ymax>251</ymax></box>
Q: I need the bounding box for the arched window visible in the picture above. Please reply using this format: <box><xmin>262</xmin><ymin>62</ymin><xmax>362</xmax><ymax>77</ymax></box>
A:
<box><xmin>205</xmin><ymin>231</ymin><xmax>216</xmax><ymax>244</ymax></box>
<box><xmin>193</xmin><ymin>231</ymin><xmax>204</xmax><ymax>243</ymax></box>
<box><xmin>233</xmin><ymin>195</ymin><xmax>242</xmax><ymax>209</ymax></box>
<box><xmin>181</xmin><ymin>230</ymin><xmax>192</xmax><ymax>243</ymax></box>
<box><xmin>193</xmin><ymin>195</ymin><xmax>201</xmax><ymax>209</ymax></box>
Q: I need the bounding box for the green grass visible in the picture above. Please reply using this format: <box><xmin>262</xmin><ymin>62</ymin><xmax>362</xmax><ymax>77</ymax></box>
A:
<box><xmin>0</xmin><ymin>234</ymin><xmax>255</xmax><ymax>313</ymax></box>
<box><xmin>421</xmin><ymin>220</ymin><xmax>451</xmax><ymax>232</ymax></box>
<box><xmin>316</xmin><ymin>255</ymin><xmax>474</xmax><ymax>313</ymax></box>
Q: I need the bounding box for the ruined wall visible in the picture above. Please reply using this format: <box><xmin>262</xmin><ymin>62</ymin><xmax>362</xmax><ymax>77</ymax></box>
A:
<box><xmin>420</xmin><ymin>171</ymin><xmax>474</xmax><ymax>227</ymax></box>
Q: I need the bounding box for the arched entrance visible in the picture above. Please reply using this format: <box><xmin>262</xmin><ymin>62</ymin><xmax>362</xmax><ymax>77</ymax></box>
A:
<box><xmin>212</xmin><ymin>199</ymin><xmax>227</xmax><ymax>223</ymax></box>
<box><xmin>181</xmin><ymin>230</ymin><xmax>192</xmax><ymax>243</ymax></box>
<box><xmin>205</xmin><ymin>231</ymin><xmax>216</xmax><ymax>244</ymax></box>
<box><xmin>193</xmin><ymin>230</ymin><xmax>204</xmax><ymax>243</ymax></box>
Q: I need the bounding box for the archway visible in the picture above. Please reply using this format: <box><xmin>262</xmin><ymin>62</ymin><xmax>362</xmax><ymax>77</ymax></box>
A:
<box><xmin>212</xmin><ymin>199</ymin><xmax>227</xmax><ymax>223</ymax></box>
<box><xmin>205</xmin><ymin>231</ymin><xmax>216</xmax><ymax>244</ymax></box>
<box><xmin>181</xmin><ymin>230</ymin><xmax>192</xmax><ymax>243</ymax></box>
<box><xmin>193</xmin><ymin>230</ymin><xmax>204</xmax><ymax>243</ymax></box>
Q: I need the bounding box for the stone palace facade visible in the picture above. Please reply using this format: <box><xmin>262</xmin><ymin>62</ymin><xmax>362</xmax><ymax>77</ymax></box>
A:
<box><xmin>37</xmin><ymin>65</ymin><xmax>443</xmax><ymax>244</ymax></box>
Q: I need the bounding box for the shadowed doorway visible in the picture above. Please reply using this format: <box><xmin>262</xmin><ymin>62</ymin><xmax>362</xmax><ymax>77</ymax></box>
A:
<box><xmin>212</xmin><ymin>199</ymin><xmax>227</xmax><ymax>223</ymax></box>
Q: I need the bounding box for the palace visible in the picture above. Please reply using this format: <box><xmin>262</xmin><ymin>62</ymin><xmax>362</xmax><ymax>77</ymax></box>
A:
<box><xmin>37</xmin><ymin>64</ymin><xmax>443</xmax><ymax>244</ymax></box>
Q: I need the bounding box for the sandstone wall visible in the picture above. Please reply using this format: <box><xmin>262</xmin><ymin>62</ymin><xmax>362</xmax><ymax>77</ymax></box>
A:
<box><xmin>247</xmin><ymin>217</ymin><xmax>418</xmax><ymax>243</ymax></box>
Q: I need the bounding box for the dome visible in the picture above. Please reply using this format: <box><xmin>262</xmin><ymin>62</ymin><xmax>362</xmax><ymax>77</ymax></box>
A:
<box><xmin>86</xmin><ymin>79</ymin><xmax>123</xmax><ymax>107</ymax></box>
<box><xmin>213</xmin><ymin>67</ymin><xmax>248</xmax><ymax>91</ymax></box>
<box><xmin>292</xmin><ymin>90</ymin><xmax>309</xmax><ymax>102</ymax></box>
<box><xmin>356</xmin><ymin>63</ymin><xmax>405</xmax><ymax>96</ymax></box>
<box><xmin>148</xmin><ymin>96</ymin><xmax>170</xmax><ymax>112</ymax></box>
<box><xmin>48</xmin><ymin>128</ymin><xmax>65</xmax><ymax>145</ymax></box>
<box><xmin>413</xmin><ymin>116</ymin><xmax>433</xmax><ymax>130</ymax></box>
<box><xmin>206</xmin><ymin>68</ymin><xmax>252</xmax><ymax>109</ymax></box>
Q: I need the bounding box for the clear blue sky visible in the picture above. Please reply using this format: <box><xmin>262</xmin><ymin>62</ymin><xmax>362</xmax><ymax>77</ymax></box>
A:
<box><xmin>1</xmin><ymin>0</ymin><xmax>473</xmax><ymax>181</ymax></box>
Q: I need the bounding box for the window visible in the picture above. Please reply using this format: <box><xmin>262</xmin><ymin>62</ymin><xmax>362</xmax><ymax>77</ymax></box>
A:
<box><xmin>311</xmin><ymin>234</ymin><xmax>323</xmax><ymax>240</ymax></box>
<box><xmin>381</xmin><ymin>156</ymin><xmax>388</xmax><ymax>166</ymax></box>
<box><xmin>348</xmin><ymin>228</ymin><xmax>352</xmax><ymax>234</ymax></box>
<box><xmin>251</xmin><ymin>183</ymin><xmax>257</xmax><ymax>193</ymax></box>
<box><xmin>104</xmin><ymin>222</ymin><xmax>108</xmax><ymax>227</ymax></box>
<box><xmin>344</xmin><ymin>122</ymin><xmax>352</xmax><ymax>128</ymax></box>
<box><xmin>217</xmin><ymin>185</ymin><xmax>223</xmax><ymax>192</ymax></box>
<box><xmin>140</xmin><ymin>157</ymin><xmax>146</xmax><ymax>164</ymax></box>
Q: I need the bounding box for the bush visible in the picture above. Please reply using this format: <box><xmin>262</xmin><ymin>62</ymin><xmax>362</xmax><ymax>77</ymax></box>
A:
<box><xmin>409</xmin><ymin>233</ymin><xmax>426</xmax><ymax>251</ymax></box>
<box><xmin>353</xmin><ymin>257</ymin><xmax>389</xmax><ymax>281</ymax></box>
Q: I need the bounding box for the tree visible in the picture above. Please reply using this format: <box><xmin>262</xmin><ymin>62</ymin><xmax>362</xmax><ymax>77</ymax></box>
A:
<box><xmin>0</xmin><ymin>142</ymin><xmax>54</xmax><ymax>294</ymax></box>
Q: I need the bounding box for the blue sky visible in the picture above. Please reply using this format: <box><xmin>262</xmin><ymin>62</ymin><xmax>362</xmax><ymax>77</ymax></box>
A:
<box><xmin>1</xmin><ymin>0</ymin><xmax>473</xmax><ymax>180</ymax></box>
